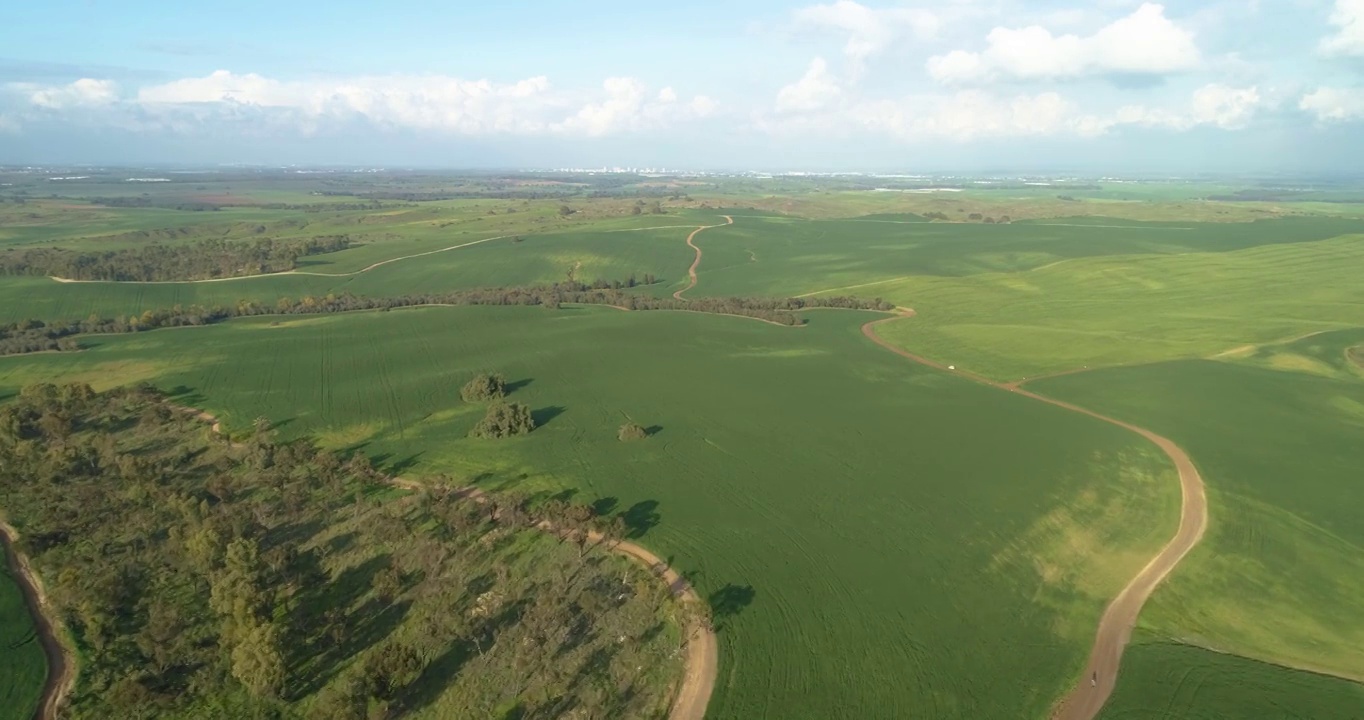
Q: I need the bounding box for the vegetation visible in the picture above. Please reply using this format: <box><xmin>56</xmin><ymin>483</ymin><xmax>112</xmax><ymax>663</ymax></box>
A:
<box><xmin>0</xmin><ymin>306</ymin><xmax>1181</xmax><ymax>719</ymax></box>
<box><xmin>459</xmin><ymin>373</ymin><xmax>506</xmax><ymax>402</ymax></box>
<box><xmin>0</xmin><ymin>553</ymin><xmax>45</xmax><ymax>720</ymax></box>
<box><xmin>0</xmin><ymin>236</ymin><xmax>352</xmax><ymax>282</ymax></box>
<box><xmin>0</xmin><ymin>382</ymin><xmax>683</xmax><ymax>719</ymax></box>
<box><xmin>470</xmin><ymin>402</ymin><xmax>536</xmax><ymax>439</ymax></box>
<box><xmin>617</xmin><ymin>423</ymin><xmax>649</xmax><ymax>442</ymax></box>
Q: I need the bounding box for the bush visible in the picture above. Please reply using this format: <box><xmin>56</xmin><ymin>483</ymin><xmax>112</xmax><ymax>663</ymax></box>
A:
<box><xmin>471</xmin><ymin>402</ymin><xmax>536</xmax><ymax>439</ymax></box>
<box><xmin>618</xmin><ymin>423</ymin><xmax>649</xmax><ymax>442</ymax></box>
<box><xmin>460</xmin><ymin>373</ymin><xmax>506</xmax><ymax>402</ymax></box>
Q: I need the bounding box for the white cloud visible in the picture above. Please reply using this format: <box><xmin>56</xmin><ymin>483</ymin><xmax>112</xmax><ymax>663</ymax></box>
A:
<box><xmin>927</xmin><ymin>3</ymin><xmax>1200</xmax><ymax>84</ymax></box>
<box><xmin>776</xmin><ymin>57</ymin><xmax>843</xmax><ymax>112</ymax></box>
<box><xmin>1321</xmin><ymin>0</ymin><xmax>1364</xmax><ymax>56</ymax></box>
<box><xmin>1189</xmin><ymin>84</ymin><xmax>1261</xmax><ymax>129</ymax></box>
<box><xmin>1300</xmin><ymin>86</ymin><xmax>1364</xmax><ymax>121</ymax></box>
<box><xmin>658</xmin><ymin>87</ymin><xmax>678</xmax><ymax>103</ymax></box>
<box><xmin>690</xmin><ymin>95</ymin><xmax>718</xmax><ymax>117</ymax></box>
<box><xmin>793</xmin><ymin>1</ymin><xmax>942</xmax><ymax>71</ymax></box>
<box><xmin>17</xmin><ymin>78</ymin><xmax>119</xmax><ymax>109</ymax></box>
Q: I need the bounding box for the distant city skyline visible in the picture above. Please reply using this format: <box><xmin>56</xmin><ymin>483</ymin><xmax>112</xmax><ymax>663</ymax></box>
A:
<box><xmin>3</xmin><ymin>0</ymin><xmax>1364</xmax><ymax>171</ymax></box>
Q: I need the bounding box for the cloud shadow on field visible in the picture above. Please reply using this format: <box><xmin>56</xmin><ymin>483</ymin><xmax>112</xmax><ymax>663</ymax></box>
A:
<box><xmin>619</xmin><ymin>500</ymin><xmax>660</xmax><ymax>539</ymax></box>
<box><xmin>708</xmin><ymin>583</ymin><xmax>757</xmax><ymax>631</ymax></box>
<box><xmin>532</xmin><ymin>405</ymin><xmax>565</xmax><ymax>426</ymax></box>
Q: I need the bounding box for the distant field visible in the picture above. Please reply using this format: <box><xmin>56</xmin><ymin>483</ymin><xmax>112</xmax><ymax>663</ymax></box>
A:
<box><xmin>0</xmin><ymin>305</ymin><xmax>1180</xmax><ymax>719</ymax></box>
<box><xmin>1098</xmin><ymin>640</ymin><xmax>1364</xmax><ymax>719</ymax></box>
<box><xmin>1034</xmin><ymin>334</ymin><xmax>1364</xmax><ymax>686</ymax></box>
<box><xmin>0</xmin><ymin>560</ymin><xmax>44</xmax><ymax>720</ymax></box>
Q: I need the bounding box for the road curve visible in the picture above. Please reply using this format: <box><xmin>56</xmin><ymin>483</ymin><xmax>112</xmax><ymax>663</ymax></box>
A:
<box><xmin>673</xmin><ymin>215</ymin><xmax>734</xmax><ymax>300</ymax></box>
<box><xmin>1</xmin><ymin>520</ymin><xmax>75</xmax><ymax>720</ymax></box>
<box><xmin>861</xmin><ymin>311</ymin><xmax>1208</xmax><ymax>720</ymax></box>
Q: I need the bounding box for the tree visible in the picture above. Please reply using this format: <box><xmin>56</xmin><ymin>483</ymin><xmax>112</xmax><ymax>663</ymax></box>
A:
<box><xmin>231</xmin><ymin>621</ymin><xmax>285</xmax><ymax>699</ymax></box>
<box><xmin>470</xmin><ymin>402</ymin><xmax>536</xmax><ymax>439</ymax></box>
<box><xmin>558</xmin><ymin>205</ymin><xmax>575</xmax><ymax>217</ymax></box>
<box><xmin>460</xmin><ymin>373</ymin><xmax>506</xmax><ymax>402</ymax></box>
<box><xmin>617</xmin><ymin>423</ymin><xmax>648</xmax><ymax>442</ymax></box>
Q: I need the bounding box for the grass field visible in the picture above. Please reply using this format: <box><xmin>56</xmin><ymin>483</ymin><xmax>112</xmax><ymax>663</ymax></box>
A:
<box><xmin>1033</xmin><ymin>333</ymin><xmax>1364</xmax><ymax>706</ymax></box>
<box><xmin>0</xmin><ymin>305</ymin><xmax>1181</xmax><ymax>719</ymax></box>
<box><xmin>1098</xmin><ymin>639</ymin><xmax>1364</xmax><ymax>719</ymax></box>
<box><xmin>0</xmin><ymin>558</ymin><xmax>45</xmax><ymax>720</ymax></box>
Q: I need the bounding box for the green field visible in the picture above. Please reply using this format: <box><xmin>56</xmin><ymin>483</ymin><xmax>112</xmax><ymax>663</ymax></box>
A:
<box><xmin>0</xmin><ymin>305</ymin><xmax>1181</xmax><ymax>718</ymax></box>
<box><xmin>1098</xmin><ymin>640</ymin><xmax>1364</xmax><ymax>720</ymax></box>
<box><xmin>1033</xmin><ymin>330</ymin><xmax>1364</xmax><ymax>711</ymax></box>
<box><xmin>0</xmin><ymin>557</ymin><xmax>45</xmax><ymax>720</ymax></box>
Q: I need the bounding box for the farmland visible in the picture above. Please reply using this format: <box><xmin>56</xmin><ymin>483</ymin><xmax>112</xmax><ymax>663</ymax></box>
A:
<box><xmin>0</xmin><ymin>551</ymin><xmax>45</xmax><ymax>720</ymax></box>
<box><xmin>0</xmin><ymin>303</ymin><xmax>1182</xmax><ymax>718</ymax></box>
<box><xmin>3</xmin><ymin>171</ymin><xmax>1364</xmax><ymax>717</ymax></box>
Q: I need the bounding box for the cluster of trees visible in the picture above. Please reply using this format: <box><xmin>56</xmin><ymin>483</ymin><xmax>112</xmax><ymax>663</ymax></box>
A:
<box><xmin>629</xmin><ymin>200</ymin><xmax>665</xmax><ymax>215</ymax></box>
<box><xmin>459</xmin><ymin>373</ymin><xmax>506</xmax><ymax>402</ymax></box>
<box><xmin>87</xmin><ymin>196</ymin><xmax>222</xmax><ymax>211</ymax></box>
<box><xmin>618</xmin><ymin>423</ymin><xmax>649</xmax><ymax>442</ymax></box>
<box><xmin>470</xmin><ymin>402</ymin><xmax>537</xmax><ymax>439</ymax></box>
<box><xmin>0</xmin><ymin>383</ymin><xmax>683</xmax><ymax>719</ymax></box>
<box><xmin>0</xmin><ymin>235</ymin><xmax>352</xmax><ymax>282</ymax></box>
<box><xmin>965</xmin><ymin>213</ymin><xmax>1012</xmax><ymax>224</ymax></box>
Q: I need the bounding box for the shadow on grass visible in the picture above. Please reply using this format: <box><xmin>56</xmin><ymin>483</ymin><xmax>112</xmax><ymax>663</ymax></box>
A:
<box><xmin>619</xmin><ymin>500</ymin><xmax>660</xmax><ymax>539</ymax></box>
<box><xmin>532</xmin><ymin>405</ymin><xmax>565</xmax><ymax>427</ymax></box>
<box><xmin>708</xmin><ymin>584</ymin><xmax>756</xmax><ymax>631</ymax></box>
<box><xmin>505</xmin><ymin>378</ymin><xmax>533</xmax><ymax>395</ymax></box>
<box><xmin>644</xmin><ymin>425</ymin><xmax>663</xmax><ymax>436</ymax></box>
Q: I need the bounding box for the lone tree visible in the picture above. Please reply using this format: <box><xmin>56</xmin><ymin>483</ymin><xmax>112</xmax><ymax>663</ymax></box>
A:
<box><xmin>618</xmin><ymin>423</ymin><xmax>649</xmax><ymax>442</ymax></box>
<box><xmin>471</xmin><ymin>402</ymin><xmax>536</xmax><ymax>439</ymax></box>
<box><xmin>460</xmin><ymin>373</ymin><xmax>506</xmax><ymax>402</ymax></box>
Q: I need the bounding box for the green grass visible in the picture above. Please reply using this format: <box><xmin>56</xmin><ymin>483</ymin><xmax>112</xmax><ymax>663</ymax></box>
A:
<box><xmin>1033</xmin><ymin>337</ymin><xmax>1364</xmax><ymax>686</ymax></box>
<box><xmin>0</xmin><ymin>305</ymin><xmax>1181</xmax><ymax>719</ymax></box>
<box><xmin>0</xmin><ymin>559</ymin><xmax>46</xmax><ymax>720</ymax></box>
<box><xmin>1098</xmin><ymin>640</ymin><xmax>1364</xmax><ymax>719</ymax></box>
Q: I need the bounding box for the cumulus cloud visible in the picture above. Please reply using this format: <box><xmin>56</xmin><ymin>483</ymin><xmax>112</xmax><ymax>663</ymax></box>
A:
<box><xmin>794</xmin><ymin>1</ymin><xmax>942</xmax><ymax>71</ymax></box>
<box><xmin>926</xmin><ymin>3</ymin><xmax>1200</xmax><ymax>84</ymax></box>
<box><xmin>1300</xmin><ymin>86</ymin><xmax>1364</xmax><ymax>121</ymax></box>
<box><xmin>776</xmin><ymin>57</ymin><xmax>843</xmax><ymax>113</ymax></box>
<box><xmin>553</xmin><ymin>77</ymin><xmax>716</xmax><ymax>136</ymax></box>
<box><xmin>1320</xmin><ymin>0</ymin><xmax>1364</xmax><ymax>56</ymax></box>
<box><xmin>16</xmin><ymin>78</ymin><xmax>119</xmax><ymax>108</ymax></box>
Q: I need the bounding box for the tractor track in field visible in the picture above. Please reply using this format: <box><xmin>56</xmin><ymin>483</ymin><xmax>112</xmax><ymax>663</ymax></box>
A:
<box><xmin>179</xmin><ymin>407</ymin><xmax>717</xmax><ymax>720</ymax></box>
<box><xmin>673</xmin><ymin>215</ymin><xmax>733</xmax><ymax>300</ymax></box>
<box><xmin>1</xmin><ymin>518</ymin><xmax>75</xmax><ymax>720</ymax></box>
<box><xmin>861</xmin><ymin>309</ymin><xmax>1209</xmax><ymax>720</ymax></box>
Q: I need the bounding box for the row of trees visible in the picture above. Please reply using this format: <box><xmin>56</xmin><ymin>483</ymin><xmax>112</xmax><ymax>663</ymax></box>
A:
<box><xmin>0</xmin><ymin>383</ymin><xmax>684</xmax><ymax>719</ymax></box>
<box><xmin>0</xmin><ymin>235</ymin><xmax>352</xmax><ymax>282</ymax></box>
<box><xmin>0</xmin><ymin>281</ymin><xmax>894</xmax><ymax>356</ymax></box>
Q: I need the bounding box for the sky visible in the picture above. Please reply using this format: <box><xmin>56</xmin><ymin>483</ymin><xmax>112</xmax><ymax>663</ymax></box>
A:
<box><xmin>2</xmin><ymin>0</ymin><xmax>1364</xmax><ymax>171</ymax></box>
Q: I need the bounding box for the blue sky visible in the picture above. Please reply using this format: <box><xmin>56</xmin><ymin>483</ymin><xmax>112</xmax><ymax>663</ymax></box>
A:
<box><xmin>3</xmin><ymin>0</ymin><xmax>1364</xmax><ymax>171</ymax></box>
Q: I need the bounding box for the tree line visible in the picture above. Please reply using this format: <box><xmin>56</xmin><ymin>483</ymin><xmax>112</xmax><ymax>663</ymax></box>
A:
<box><xmin>0</xmin><ymin>383</ymin><xmax>683</xmax><ymax>719</ymax></box>
<box><xmin>0</xmin><ymin>235</ymin><xmax>352</xmax><ymax>282</ymax></box>
<box><xmin>0</xmin><ymin>281</ymin><xmax>894</xmax><ymax>356</ymax></box>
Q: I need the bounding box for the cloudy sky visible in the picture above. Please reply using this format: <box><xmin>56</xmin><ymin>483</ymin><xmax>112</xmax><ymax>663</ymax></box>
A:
<box><xmin>2</xmin><ymin>0</ymin><xmax>1363</xmax><ymax>171</ymax></box>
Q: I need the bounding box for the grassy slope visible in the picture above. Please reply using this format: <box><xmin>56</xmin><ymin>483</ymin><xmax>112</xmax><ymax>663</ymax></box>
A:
<box><xmin>0</xmin><ymin>560</ymin><xmax>45</xmax><ymax>720</ymax></box>
<box><xmin>0</xmin><ymin>305</ymin><xmax>1180</xmax><ymax>719</ymax></box>
<box><xmin>1098</xmin><ymin>640</ymin><xmax>1364</xmax><ymax>720</ymax></box>
<box><xmin>1033</xmin><ymin>334</ymin><xmax>1364</xmax><ymax>713</ymax></box>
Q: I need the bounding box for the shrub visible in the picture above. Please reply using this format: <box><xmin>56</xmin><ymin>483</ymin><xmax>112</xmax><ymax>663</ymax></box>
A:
<box><xmin>618</xmin><ymin>423</ymin><xmax>649</xmax><ymax>442</ymax></box>
<box><xmin>471</xmin><ymin>402</ymin><xmax>536</xmax><ymax>439</ymax></box>
<box><xmin>460</xmin><ymin>373</ymin><xmax>506</xmax><ymax>402</ymax></box>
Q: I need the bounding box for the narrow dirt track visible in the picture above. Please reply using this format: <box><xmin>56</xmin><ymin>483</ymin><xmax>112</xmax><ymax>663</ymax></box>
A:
<box><xmin>1</xmin><ymin>520</ymin><xmax>74</xmax><ymax>720</ymax></box>
<box><xmin>861</xmin><ymin>311</ymin><xmax>1208</xmax><ymax>720</ymax></box>
<box><xmin>188</xmin><ymin>410</ymin><xmax>717</xmax><ymax>720</ymax></box>
<box><xmin>673</xmin><ymin>215</ymin><xmax>733</xmax><ymax>300</ymax></box>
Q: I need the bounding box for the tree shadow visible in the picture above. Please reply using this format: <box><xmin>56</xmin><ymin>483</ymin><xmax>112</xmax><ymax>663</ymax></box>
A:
<box><xmin>371</xmin><ymin>452</ymin><xmax>424</xmax><ymax>476</ymax></box>
<box><xmin>504</xmin><ymin>378</ymin><xmax>533</xmax><ymax>395</ymax></box>
<box><xmin>644</xmin><ymin>425</ymin><xmax>663</xmax><ymax>437</ymax></box>
<box><xmin>164</xmin><ymin>384</ymin><xmax>207</xmax><ymax>408</ymax></box>
<box><xmin>591</xmin><ymin>497</ymin><xmax>618</xmax><ymax>516</ymax></box>
<box><xmin>619</xmin><ymin>500</ymin><xmax>660</xmax><ymax>539</ymax></box>
<box><xmin>532</xmin><ymin>405</ymin><xmax>565</xmax><ymax>427</ymax></box>
<box><xmin>708</xmin><ymin>584</ymin><xmax>756</xmax><ymax>631</ymax></box>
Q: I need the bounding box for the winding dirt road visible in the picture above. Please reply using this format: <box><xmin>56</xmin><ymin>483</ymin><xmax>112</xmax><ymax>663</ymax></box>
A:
<box><xmin>861</xmin><ymin>311</ymin><xmax>1208</xmax><ymax>720</ymax></box>
<box><xmin>673</xmin><ymin>215</ymin><xmax>733</xmax><ymax>300</ymax></box>
<box><xmin>1</xmin><ymin>520</ymin><xmax>74</xmax><ymax>720</ymax></box>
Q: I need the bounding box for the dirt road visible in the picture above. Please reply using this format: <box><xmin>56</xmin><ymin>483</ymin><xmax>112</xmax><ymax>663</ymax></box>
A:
<box><xmin>861</xmin><ymin>311</ymin><xmax>1208</xmax><ymax>720</ymax></box>
<box><xmin>1</xmin><ymin>519</ymin><xmax>75</xmax><ymax>720</ymax></box>
<box><xmin>673</xmin><ymin>215</ymin><xmax>733</xmax><ymax>300</ymax></box>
